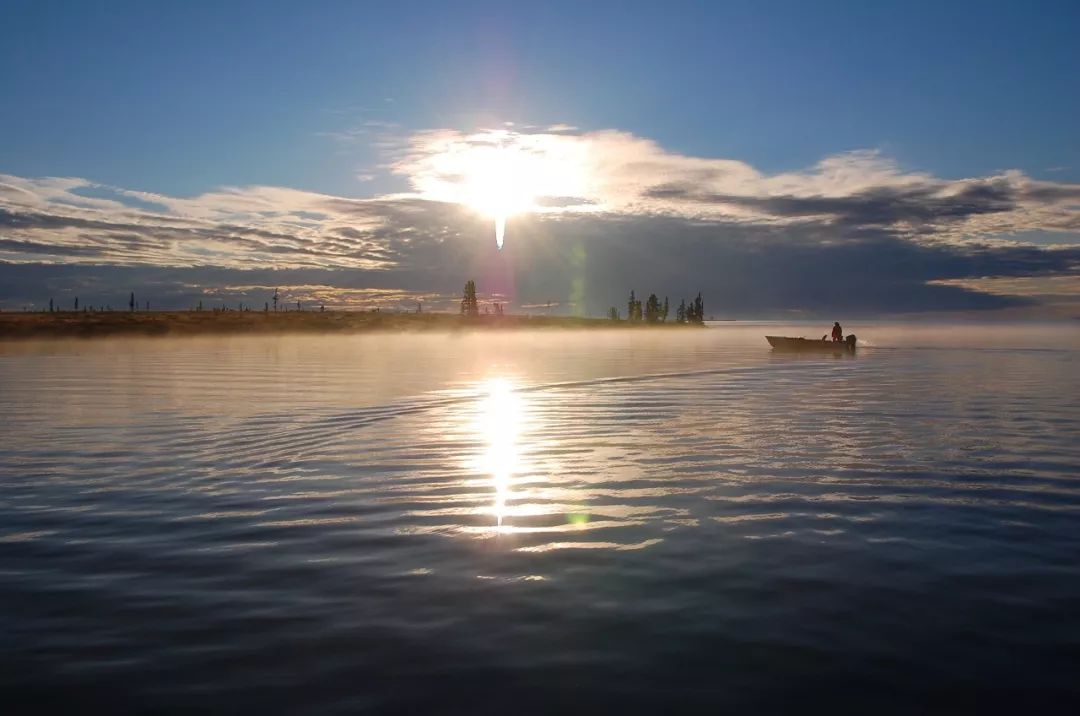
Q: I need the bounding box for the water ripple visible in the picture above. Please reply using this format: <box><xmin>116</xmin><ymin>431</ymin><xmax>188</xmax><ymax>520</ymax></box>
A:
<box><xmin>2</xmin><ymin>328</ymin><xmax>1079</xmax><ymax>710</ymax></box>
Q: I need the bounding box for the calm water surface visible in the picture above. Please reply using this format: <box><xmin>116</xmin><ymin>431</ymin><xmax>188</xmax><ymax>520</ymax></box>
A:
<box><xmin>2</xmin><ymin>323</ymin><xmax>1079</xmax><ymax>713</ymax></box>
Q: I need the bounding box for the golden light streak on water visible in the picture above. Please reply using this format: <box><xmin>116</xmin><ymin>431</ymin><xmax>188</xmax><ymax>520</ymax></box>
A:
<box><xmin>478</xmin><ymin>377</ymin><xmax>522</xmax><ymax>531</ymax></box>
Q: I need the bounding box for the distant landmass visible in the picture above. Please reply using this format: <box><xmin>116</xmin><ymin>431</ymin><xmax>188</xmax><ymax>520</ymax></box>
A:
<box><xmin>0</xmin><ymin>310</ymin><xmax>706</xmax><ymax>340</ymax></box>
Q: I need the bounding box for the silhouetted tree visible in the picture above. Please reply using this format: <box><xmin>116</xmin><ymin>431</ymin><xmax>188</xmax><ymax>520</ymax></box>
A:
<box><xmin>320</xmin><ymin>303</ymin><xmax>325</xmax><ymax>312</ymax></box>
<box><xmin>662</xmin><ymin>296</ymin><xmax>669</xmax><ymax>322</ymax></box>
<box><xmin>493</xmin><ymin>302</ymin><xmax>504</xmax><ymax>316</ymax></box>
<box><xmin>74</xmin><ymin>297</ymin><xmax>78</xmax><ymax>311</ymax></box>
<box><xmin>197</xmin><ymin>300</ymin><xmax>203</xmax><ymax>312</ymax></box>
<box><xmin>264</xmin><ymin>302</ymin><xmax>268</xmax><ymax>312</ymax></box>
<box><xmin>461</xmin><ymin>280</ymin><xmax>479</xmax><ymax>317</ymax></box>
<box><xmin>297</xmin><ymin>300</ymin><xmax>301</xmax><ymax>311</ymax></box>
<box><xmin>272</xmin><ymin>288</ymin><xmax>279</xmax><ymax>312</ymax></box>
<box><xmin>630</xmin><ymin>298</ymin><xmax>642</xmax><ymax>321</ymax></box>
<box><xmin>628</xmin><ymin>290</ymin><xmax>636</xmax><ymax>323</ymax></box>
<box><xmin>48</xmin><ymin>297</ymin><xmax>54</xmax><ymax>313</ymax></box>
<box><xmin>608</xmin><ymin>307</ymin><xmax>619</xmax><ymax>320</ymax></box>
<box><xmin>129</xmin><ymin>292</ymin><xmax>135</xmax><ymax>312</ymax></box>
<box><xmin>677</xmin><ymin>293</ymin><xmax>704</xmax><ymax>324</ymax></box>
<box><xmin>645</xmin><ymin>294</ymin><xmax>662</xmax><ymax>323</ymax></box>
<box><xmin>677</xmin><ymin>299</ymin><xmax>687</xmax><ymax>323</ymax></box>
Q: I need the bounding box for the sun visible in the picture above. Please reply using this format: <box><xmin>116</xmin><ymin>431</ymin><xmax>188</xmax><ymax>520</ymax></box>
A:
<box><xmin>459</xmin><ymin>146</ymin><xmax>538</xmax><ymax>249</ymax></box>
<box><xmin>403</xmin><ymin>128</ymin><xmax>594</xmax><ymax>250</ymax></box>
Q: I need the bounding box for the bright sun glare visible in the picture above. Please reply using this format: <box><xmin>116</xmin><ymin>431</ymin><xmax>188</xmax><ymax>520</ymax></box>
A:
<box><xmin>415</xmin><ymin>133</ymin><xmax>590</xmax><ymax>250</ymax></box>
<box><xmin>407</xmin><ymin>129</ymin><xmax>597</xmax><ymax>250</ymax></box>
<box><xmin>460</xmin><ymin>147</ymin><xmax>537</xmax><ymax>249</ymax></box>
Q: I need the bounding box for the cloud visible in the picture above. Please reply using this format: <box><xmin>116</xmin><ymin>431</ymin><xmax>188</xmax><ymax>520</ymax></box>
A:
<box><xmin>1</xmin><ymin>125</ymin><xmax>1079</xmax><ymax>315</ymax></box>
<box><xmin>392</xmin><ymin>129</ymin><xmax>1080</xmax><ymax>244</ymax></box>
<box><xmin>644</xmin><ymin>179</ymin><xmax>1020</xmax><ymax>230</ymax></box>
<box><xmin>931</xmin><ymin>274</ymin><xmax>1080</xmax><ymax>297</ymax></box>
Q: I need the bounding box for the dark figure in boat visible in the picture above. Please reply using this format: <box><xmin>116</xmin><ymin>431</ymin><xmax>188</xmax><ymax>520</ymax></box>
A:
<box><xmin>831</xmin><ymin>322</ymin><xmax>843</xmax><ymax>342</ymax></box>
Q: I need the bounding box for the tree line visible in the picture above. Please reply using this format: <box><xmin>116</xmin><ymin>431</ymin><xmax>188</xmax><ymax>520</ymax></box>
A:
<box><xmin>613</xmin><ymin>290</ymin><xmax>704</xmax><ymax>324</ymax></box>
<box><xmin>31</xmin><ymin>287</ymin><xmax>331</xmax><ymax>314</ymax></box>
<box><xmin>36</xmin><ymin>293</ymin><xmax>150</xmax><ymax>313</ymax></box>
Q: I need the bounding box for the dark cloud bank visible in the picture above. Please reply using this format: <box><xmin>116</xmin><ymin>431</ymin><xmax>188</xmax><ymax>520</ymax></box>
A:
<box><xmin>3</xmin><ymin>203</ymin><xmax>1077</xmax><ymax>317</ymax></box>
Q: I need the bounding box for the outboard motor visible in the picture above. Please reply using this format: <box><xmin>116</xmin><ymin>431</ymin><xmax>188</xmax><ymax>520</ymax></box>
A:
<box><xmin>846</xmin><ymin>334</ymin><xmax>857</xmax><ymax>351</ymax></box>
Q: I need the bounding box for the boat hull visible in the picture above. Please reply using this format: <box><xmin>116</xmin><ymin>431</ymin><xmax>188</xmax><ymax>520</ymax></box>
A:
<box><xmin>766</xmin><ymin>335</ymin><xmax>856</xmax><ymax>353</ymax></box>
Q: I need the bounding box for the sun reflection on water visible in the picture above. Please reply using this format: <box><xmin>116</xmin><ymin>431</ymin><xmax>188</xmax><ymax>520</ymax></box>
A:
<box><xmin>476</xmin><ymin>378</ymin><xmax>524</xmax><ymax>533</ymax></box>
<box><xmin>466</xmin><ymin>376</ymin><xmax>601</xmax><ymax>543</ymax></box>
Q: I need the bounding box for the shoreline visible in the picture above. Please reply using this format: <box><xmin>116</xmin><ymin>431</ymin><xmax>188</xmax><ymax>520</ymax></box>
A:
<box><xmin>0</xmin><ymin>311</ymin><xmax>706</xmax><ymax>340</ymax></box>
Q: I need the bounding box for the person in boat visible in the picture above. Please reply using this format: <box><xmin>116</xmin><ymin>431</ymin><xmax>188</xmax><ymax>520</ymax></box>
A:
<box><xmin>831</xmin><ymin>322</ymin><xmax>843</xmax><ymax>342</ymax></box>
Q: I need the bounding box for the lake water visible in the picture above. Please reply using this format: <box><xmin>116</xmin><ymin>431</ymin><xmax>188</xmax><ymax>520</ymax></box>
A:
<box><xmin>2</xmin><ymin>323</ymin><xmax>1079</xmax><ymax>713</ymax></box>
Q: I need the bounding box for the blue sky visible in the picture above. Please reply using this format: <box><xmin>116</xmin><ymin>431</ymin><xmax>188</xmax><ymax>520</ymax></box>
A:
<box><xmin>1</xmin><ymin>0</ymin><xmax>1078</xmax><ymax>315</ymax></box>
<box><xmin>4</xmin><ymin>0</ymin><xmax>1078</xmax><ymax>193</ymax></box>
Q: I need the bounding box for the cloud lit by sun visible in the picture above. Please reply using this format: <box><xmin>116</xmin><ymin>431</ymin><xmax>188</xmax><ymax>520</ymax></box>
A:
<box><xmin>393</xmin><ymin>129</ymin><xmax>596</xmax><ymax>248</ymax></box>
<box><xmin>392</xmin><ymin>126</ymin><xmax>1080</xmax><ymax>256</ymax></box>
<box><xmin>458</xmin><ymin>145</ymin><xmax>534</xmax><ymax>248</ymax></box>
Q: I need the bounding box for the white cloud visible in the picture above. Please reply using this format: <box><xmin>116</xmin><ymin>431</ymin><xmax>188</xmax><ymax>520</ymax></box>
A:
<box><xmin>390</xmin><ymin>127</ymin><xmax>1080</xmax><ymax>242</ymax></box>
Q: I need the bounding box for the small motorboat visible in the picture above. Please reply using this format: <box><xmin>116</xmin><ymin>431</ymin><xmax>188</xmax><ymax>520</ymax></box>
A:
<box><xmin>766</xmin><ymin>334</ymin><xmax>857</xmax><ymax>353</ymax></box>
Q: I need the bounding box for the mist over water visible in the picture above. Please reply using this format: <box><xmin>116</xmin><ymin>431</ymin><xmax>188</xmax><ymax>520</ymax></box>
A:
<box><xmin>2</xmin><ymin>323</ymin><xmax>1079</xmax><ymax>712</ymax></box>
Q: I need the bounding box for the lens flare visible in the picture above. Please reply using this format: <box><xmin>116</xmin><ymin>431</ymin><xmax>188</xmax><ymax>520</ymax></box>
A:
<box><xmin>495</xmin><ymin>215</ymin><xmax>505</xmax><ymax>250</ymax></box>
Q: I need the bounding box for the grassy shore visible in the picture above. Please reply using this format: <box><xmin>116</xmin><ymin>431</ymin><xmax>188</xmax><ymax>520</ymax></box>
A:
<box><xmin>0</xmin><ymin>310</ymin><xmax>702</xmax><ymax>339</ymax></box>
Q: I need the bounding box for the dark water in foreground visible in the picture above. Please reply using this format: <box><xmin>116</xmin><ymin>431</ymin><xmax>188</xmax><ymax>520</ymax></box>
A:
<box><xmin>2</xmin><ymin>323</ymin><xmax>1079</xmax><ymax>713</ymax></box>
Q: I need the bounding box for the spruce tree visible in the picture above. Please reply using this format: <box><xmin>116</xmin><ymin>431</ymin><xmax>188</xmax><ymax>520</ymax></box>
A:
<box><xmin>461</xmin><ymin>280</ymin><xmax>479</xmax><ymax>317</ymax></box>
<box><xmin>645</xmin><ymin>294</ymin><xmax>661</xmax><ymax>323</ymax></box>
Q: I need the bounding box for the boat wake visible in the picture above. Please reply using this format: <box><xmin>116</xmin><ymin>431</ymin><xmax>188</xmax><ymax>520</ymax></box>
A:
<box><xmin>174</xmin><ymin>360</ymin><xmax>852</xmax><ymax>472</ymax></box>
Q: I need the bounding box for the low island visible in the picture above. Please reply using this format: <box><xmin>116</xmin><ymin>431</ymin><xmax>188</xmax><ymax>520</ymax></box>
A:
<box><xmin>1</xmin><ymin>284</ymin><xmax>709</xmax><ymax>340</ymax></box>
<box><xmin>0</xmin><ymin>310</ymin><xmax>662</xmax><ymax>339</ymax></box>
<box><xmin>0</xmin><ymin>307</ymin><xmax>717</xmax><ymax>339</ymax></box>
